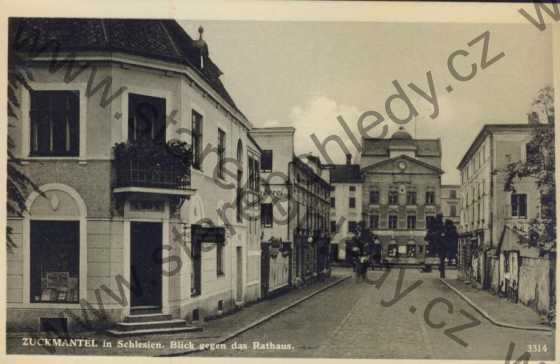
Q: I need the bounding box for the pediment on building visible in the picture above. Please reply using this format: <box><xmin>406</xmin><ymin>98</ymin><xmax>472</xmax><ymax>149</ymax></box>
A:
<box><xmin>361</xmin><ymin>154</ymin><xmax>443</xmax><ymax>175</ymax></box>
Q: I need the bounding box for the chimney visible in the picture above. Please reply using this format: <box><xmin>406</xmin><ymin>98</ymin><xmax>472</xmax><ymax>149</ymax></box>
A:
<box><xmin>346</xmin><ymin>153</ymin><xmax>352</xmax><ymax>165</ymax></box>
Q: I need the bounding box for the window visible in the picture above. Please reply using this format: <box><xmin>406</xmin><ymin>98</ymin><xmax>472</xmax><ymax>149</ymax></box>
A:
<box><xmin>407</xmin><ymin>245</ymin><xmax>417</xmax><ymax>257</ymax></box>
<box><xmin>330</xmin><ymin>220</ymin><xmax>337</xmax><ymax>233</ymax></box>
<box><xmin>526</xmin><ymin>142</ymin><xmax>539</xmax><ymax>162</ymax></box>
<box><xmin>30</xmin><ymin>90</ymin><xmax>79</xmax><ymax>156</ymax></box>
<box><xmin>388</xmin><ymin>215</ymin><xmax>398</xmax><ymax>229</ymax></box>
<box><xmin>388</xmin><ymin>245</ymin><xmax>397</xmax><ymax>257</ymax></box>
<box><xmin>330</xmin><ymin>197</ymin><xmax>336</xmax><ymax>208</ymax></box>
<box><xmin>406</xmin><ymin>191</ymin><xmax>417</xmax><ymax>205</ymax></box>
<box><xmin>30</xmin><ymin>221</ymin><xmax>79</xmax><ymax>303</ymax></box>
<box><xmin>261</xmin><ymin>150</ymin><xmax>273</xmax><ymax>172</ymax></box>
<box><xmin>511</xmin><ymin>194</ymin><xmax>527</xmax><ymax>218</ymax></box>
<box><xmin>425</xmin><ymin>191</ymin><xmax>435</xmax><ymax>205</ymax></box>
<box><xmin>407</xmin><ymin>215</ymin><xmax>416</xmax><ymax>229</ymax></box>
<box><xmin>450</xmin><ymin>205</ymin><xmax>457</xmax><ymax>217</ymax></box>
<box><xmin>192</xmin><ymin>110</ymin><xmax>203</xmax><ymax>169</ymax></box>
<box><xmin>261</xmin><ymin>204</ymin><xmax>273</xmax><ymax>227</ymax></box>
<box><xmin>236</xmin><ymin>140</ymin><xmax>243</xmax><ymax>165</ymax></box>
<box><xmin>388</xmin><ymin>190</ymin><xmax>399</xmax><ymax>205</ymax></box>
<box><xmin>369</xmin><ymin>215</ymin><xmax>379</xmax><ymax>229</ymax></box>
<box><xmin>348</xmin><ymin>221</ymin><xmax>357</xmax><ymax>234</ymax></box>
<box><xmin>349</xmin><ymin>197</ymin><xmax>356</xmax><ymax>209</ymax></box>
<box><xmin>426</xmin><ymin>215</ymin><xmax>434</xmax><ymax>228</ymax></box>
<box><xmin>369</xmin><ymin>190</ymin><xmax>379</xmax><ymax>205</ymax></box>
<box><xmin>128</xmin><ymin>93</ymin><xmax>166</xmax><ymax>144</ymax></box>
<box><xmin>217</xmin><ymin>129</ymin><xmax>226</xmax><ymax>179</ymax></box>
<box><xmin>236</xmin><ymin>169</ymin><xmax>242</xmax><ymax>223</ymax></box>
<box><xmin>217</xmin><ymin>243</ymin><xmax>224</xmax><ymax>276</ymax></box>
<box><xmin>450</xmin><ymin>190</ymin><xmax>457</xmax><ymax>199</ymax></box>
<box><xmin>349</xmin><ymin>186</ymin><xmax>356</xmax><ymax>192</ymax></box>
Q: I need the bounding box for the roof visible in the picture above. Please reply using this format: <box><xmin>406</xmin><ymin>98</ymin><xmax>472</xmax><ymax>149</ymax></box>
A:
<box><xmin>456</xmin><ymin>123</ymin><xmax>550</xmax><ymax>169</ymax></box>
<box><xmin>363</xmin><ymin>138</ymin><xmax>441</xmax><ymax>157</ymax></box>
<box><xmin>9</xmin><ymin>18</ymin><xmax>244</xmax><ymax>119</ymax></box>
<box><xmin>329</xmin><ymin>164</ymin><xmax>362</xmax><ymax>183</ymax></box>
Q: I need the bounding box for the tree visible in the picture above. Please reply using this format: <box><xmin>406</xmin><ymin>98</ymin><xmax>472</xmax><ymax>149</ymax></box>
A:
<box><xmin>425</xmin><ymin>213</ymin><xmax>450</xmax><ymax>278</ymax></box>
<box><xmin>504</xmin><ymin>86</ymin><xmax>555</xmax><ymax>247</ymax></box>
<box><xmin>7</xmin><ymin>35</ymin><xmax>40</xmax><ymax>251</ymax></box>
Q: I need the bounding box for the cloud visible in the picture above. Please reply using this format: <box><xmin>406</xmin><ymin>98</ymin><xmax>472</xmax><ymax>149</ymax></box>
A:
<box><xmin>287</xmin><ymin>96</ymin><xmax>364</xmax><ymax>164</ymax></box>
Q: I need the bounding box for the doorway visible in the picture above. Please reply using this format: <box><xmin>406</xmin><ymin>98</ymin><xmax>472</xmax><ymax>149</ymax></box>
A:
<box><xmin>130</xmin><ymin>222</ymin><xmax>162</xmax><ymax>312</ymax></box>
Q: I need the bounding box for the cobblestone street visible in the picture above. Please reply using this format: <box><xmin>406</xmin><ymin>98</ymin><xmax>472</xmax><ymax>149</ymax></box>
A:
<box><xmin>196</xmin><ymin>268</ymin><xmax>554</xmax><ymax>360</ymax></box>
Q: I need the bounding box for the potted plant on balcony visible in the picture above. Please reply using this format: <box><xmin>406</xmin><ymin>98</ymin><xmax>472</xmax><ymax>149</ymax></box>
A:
<box><xmin>113</xmin><ymin>139</ymin><xmax>192</xmax><ymax>189</ymax></box>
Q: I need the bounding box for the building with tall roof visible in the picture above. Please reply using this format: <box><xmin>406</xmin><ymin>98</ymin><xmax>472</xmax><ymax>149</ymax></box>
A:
<box><xmin>360</xmin><ymin>127</ymin><xmax>443</xmax><ymax>265</ymax></box>
<box><xmin>7</xmin><ymin>18</ymin><xmax>262</xmax><ymax>333</ymax></box>
<box><xmin>327</xmin><ymin>154</ymin><xmax>363</xmax><ymax>262</ymax></box>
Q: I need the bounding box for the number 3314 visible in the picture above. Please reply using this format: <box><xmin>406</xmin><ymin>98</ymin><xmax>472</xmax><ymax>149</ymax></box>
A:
<box><xmin>528</xmin><ymin>344</ymin><xmax>547</xmax><ymax>352</ymax></box>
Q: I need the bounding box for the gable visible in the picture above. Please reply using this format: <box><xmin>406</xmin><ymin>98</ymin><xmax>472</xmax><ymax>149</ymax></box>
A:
<box><xmin>362</xmin><ymin>155</ymin><xmax>443</xmax><ymax>175</ymax></box>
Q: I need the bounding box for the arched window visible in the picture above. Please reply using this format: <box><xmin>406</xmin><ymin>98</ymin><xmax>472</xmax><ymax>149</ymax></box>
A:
<box><xmin>236</xmin><ymin>139</ymin><xmax>243</xmax><ymax>167</ymax></box>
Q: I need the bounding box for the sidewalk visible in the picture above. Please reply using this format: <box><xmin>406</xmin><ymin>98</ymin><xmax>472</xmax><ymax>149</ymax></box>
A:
<box><xmin>442</xmin><ymin>278</ymin><xmax>552</xmax><ymax>331</ymax></box>
<box><xmin>6</xmin><ymin>269</ymin><xmax>351</xmax><ymax>357</ymax></box>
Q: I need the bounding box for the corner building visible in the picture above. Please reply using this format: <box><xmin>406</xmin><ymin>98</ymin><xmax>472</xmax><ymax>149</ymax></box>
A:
<box><xmin>7</xmin><ymin>18</ymin><xmax>261</xmax><ymax>332</ymax></box>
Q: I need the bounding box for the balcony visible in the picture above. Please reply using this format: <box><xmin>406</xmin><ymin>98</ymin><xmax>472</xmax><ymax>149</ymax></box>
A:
<box><xmin>112</xmin><ymin>140</ymin><xmax>194</xmax><ymax>196</ymax></box>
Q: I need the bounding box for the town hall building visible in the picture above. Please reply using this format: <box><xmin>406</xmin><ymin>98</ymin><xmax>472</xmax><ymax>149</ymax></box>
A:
<box><xmin>360</xmin><ymin>127</ymin><xmax>443</xmax><ymax>265</ymax></box>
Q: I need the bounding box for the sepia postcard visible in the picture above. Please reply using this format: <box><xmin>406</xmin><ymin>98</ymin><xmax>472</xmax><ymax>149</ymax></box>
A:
<box><xmin>1</xmin><ymin>1</ymin><xmax>558</xmax><ymax>363</ymax></box>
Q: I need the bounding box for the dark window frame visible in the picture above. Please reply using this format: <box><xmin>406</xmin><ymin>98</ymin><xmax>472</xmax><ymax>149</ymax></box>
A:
<box><xmin>511</xmin><ymin>193</ymin><xmax>528</xmax><ymax>218</ymax></box>
<box><xmin>261</xmin><ymin>150</ymin><xmax>273</xmax><ymax>172</ymax></box>
<box><xmin>407</xmin><ymin>215</ymin><xmax>416</xmax><ymax>229</ymax></box>
<box><xmin>192</xmin><ymin>110</ymin><xmax>203</xmax><ymax>170</ymax></box>
<box><xmin>29</xmin><ymin>90</ymin><xmax>80</xmax><ymax>157</ymax></box>
<box><xmin>388</xmin><ymin>215</ymin><xmax>398</xmax><ymax>229</ymax></box>
<box><xmin>261</xmin><ymin>203</ymin><xmax>273</xmax><ymax>228</ymax></box>
<box><xmin>217</xmin><ymin>128</ymin><xmax>226</xmax><ymax>179</ymax></box>
<box><xmin>128</xmin><ymin>93</ymin><xmax>166</xmax><ymax>145</ymax></box>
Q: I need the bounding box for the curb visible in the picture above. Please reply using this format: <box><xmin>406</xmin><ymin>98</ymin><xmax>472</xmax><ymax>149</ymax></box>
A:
<box><xmin>440</xmin><ymin>278</ymin><xmax>552</xmax><ymax>332</ymax></box>
<box><xmin>159</xmin><ymin>274</ymin><xmax>352</xmax><ymax>356</ymax></box>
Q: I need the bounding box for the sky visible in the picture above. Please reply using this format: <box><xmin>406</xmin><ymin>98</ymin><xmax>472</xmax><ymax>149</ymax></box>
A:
<box><xmin>180</xmin><ymin>20</ymin><xmax>553</xmax><ymax>185</ymax></box>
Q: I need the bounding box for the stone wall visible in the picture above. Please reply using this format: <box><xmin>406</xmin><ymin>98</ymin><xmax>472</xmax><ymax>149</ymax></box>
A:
<box><xmin>518</xmin><ymin>256</ymin><xmax>552</xmax><ymax>315</ymax></box>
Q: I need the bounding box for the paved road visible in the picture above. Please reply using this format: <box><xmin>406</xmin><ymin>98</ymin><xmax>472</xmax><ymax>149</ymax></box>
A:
<box><xmin>196</xmin><ymin>268</ymin><xmax>554</xmax><ymax>360</ymax></box>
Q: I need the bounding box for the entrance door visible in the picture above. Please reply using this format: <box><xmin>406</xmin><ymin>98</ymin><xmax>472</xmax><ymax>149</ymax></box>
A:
<box><xmin>130</xmin><ymin>222</ymin><xmax>162</xmax><ymax>311</ymax></box>
<box><xmin>236</xmin><ymin>247</ymin><xmax>243</xmax><ymax>302</ymax></box>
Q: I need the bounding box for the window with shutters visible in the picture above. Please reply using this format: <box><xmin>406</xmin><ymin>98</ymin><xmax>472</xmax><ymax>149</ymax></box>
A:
<box><xmin>30</xmin><ymin>90</ymin><xmax>79</xmax><ymax>156</ymax></box>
